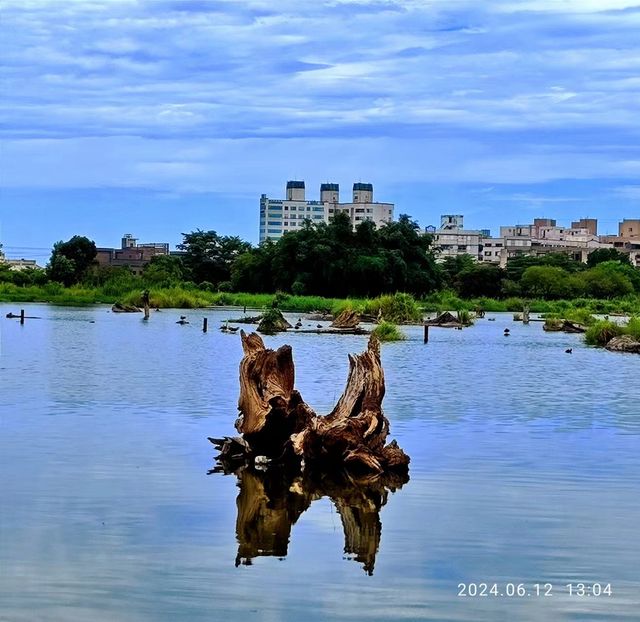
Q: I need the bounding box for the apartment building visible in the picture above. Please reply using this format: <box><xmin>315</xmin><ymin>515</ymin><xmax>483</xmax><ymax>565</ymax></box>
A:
<box><xmin>259</xmin><ymin>181</ymin><xmax>394</xmax><ymax>242</ymax></box>
<box><xmin>484</xmin><ymin>218</ymin><xmax>610</xmax><ymax>266</ymax></box>
<box><xmin>432</xmin><ymin>215</ymin><xmax>482</xmax><ymax>262</ymax></box>
<box><xmin>600</xmin><ymin>219</ymin><xmax>640</xmax><ymax>267</ymax></box>
<box><xmin>96</xmin><ymin>234</ymin><xmax>170</xmax><ymax>275</ymax></box>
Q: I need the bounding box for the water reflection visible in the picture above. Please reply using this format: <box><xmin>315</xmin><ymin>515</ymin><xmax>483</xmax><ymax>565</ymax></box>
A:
<box><xmin>218</xmin><ymin>466</ymin><xmax>408</xmax><ymax>575</ymax></box>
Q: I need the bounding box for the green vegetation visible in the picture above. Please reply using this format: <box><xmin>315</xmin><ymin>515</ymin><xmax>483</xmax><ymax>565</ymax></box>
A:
<box><xmin>2</xmin><ymin>221</ymin><xmax>640</xmax><ymax>317</ymax></box>
<box><xmin>584</xmin><ymin>316</ymin><xmax>640</xmax><ymax>346</ymax></box>
<box><xmin>360</xmin><ymin>293</ymin><xmax>423</xmax><ymax>323</ymax></box>
<box><xmin>371</xmin><ymin>321</ymin><xmax>405</xmax><ymax>342</ymax></box>
<box><xmin>231</xmin><ymin>213</ymin><xmax>441</xmax><ymax>297</ymax></box>
<box><xmin>47</xmin><ymin>235</ymin><xmax>97</xmax><ymax>286</ymax></box>
<box><xmin>456</xmin><ymin>309</ymin><xmax>473</xmax><ymax>325</ymax></box>
<box><xmin>585</xmin><ymin>321</ymin><xmax>625</xmax><ymax>346</ymax></box>
<box><xmin>626</xmin><ymin>316</ymin><xmax>640</xmax><ymax>340</ymax></box>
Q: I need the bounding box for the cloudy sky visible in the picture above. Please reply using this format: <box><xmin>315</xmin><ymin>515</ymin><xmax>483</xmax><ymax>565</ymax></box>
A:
<box><xmin>1</xmin><ymin>0</ymin><xmax>639</xmax><ymax>259</ymax></box>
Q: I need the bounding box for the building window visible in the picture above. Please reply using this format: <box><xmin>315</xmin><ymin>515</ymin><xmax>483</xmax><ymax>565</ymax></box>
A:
<box><xmin>355</xmin><ymin>208</ymin><xmax>365</xmax><ymax>213</ymax></box>
<box><xmin>366</xmin><ymin>208</ymin><xmax>372</xmax><ymax>213</ymax></box>
<box><xmin>284</xmin><ymin>206</ymin><xmax>288</xmax><ymax>210</ymax></box>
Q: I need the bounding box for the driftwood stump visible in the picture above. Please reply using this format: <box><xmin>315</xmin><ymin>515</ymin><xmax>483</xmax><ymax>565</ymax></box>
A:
<box><xmin>212</xmin><ymin>331</ymin><xmax>409</xmax><ymax>476</ymax></box>
<box><xmin>331</xmin><ymin>309</ymin><xmax>361</xmax><ymax>329</ymax></box>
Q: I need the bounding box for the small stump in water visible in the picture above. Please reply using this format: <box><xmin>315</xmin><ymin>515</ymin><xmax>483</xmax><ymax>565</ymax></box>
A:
<box><xmin>257</xmin><ymin>309</ymin><xmax>292</xmax><ymax>334</ymax></box>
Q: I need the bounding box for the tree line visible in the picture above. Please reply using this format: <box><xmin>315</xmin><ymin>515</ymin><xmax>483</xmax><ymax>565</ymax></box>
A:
<box><xmin>1</xmin><ymin>216</ymin><xmax>639</xmax><ymax>301</ymax></box>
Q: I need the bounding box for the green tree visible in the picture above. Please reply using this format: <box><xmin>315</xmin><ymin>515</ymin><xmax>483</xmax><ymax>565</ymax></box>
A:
<box><xmin>178</xmin><ymin>230</ymin><xmax>251</xmax><ymax>286</ymax></box>
<box><xmin>579</xmin><ymin>262</ymin><xmax>635</xmax><ymax>298</ymax></box>
<box><xmin>440</xmin><ymin>254</ymin><xmax>475</xmax><ymax>287</ymax></box>
<box><xmin>47</xmin><ymin>235</ymin><xmax>97</xmax><ymax>285</ymax></box>
<box><xmin>587</xmin><ymin>248</ymin><xmax>631</xmax><ymax>267</ymax></box>
<box><xmin>520</xmin><ymin>266</ymin><xmax>580</xmax><ymax>299</ymax></box>
<box><xmin>506</xmin><ymin>253</ymin><xmax>584</xmax><ymax>282</ymax></box>
<box><xmin>142</xmin><ymin>255</ymin><xmax>184</xmax><ymax>285</ymax></box>
<box><xmin>47</xmin><ymin>254</ymin><xmax>77</xmax><ymax>286</ymax></box>
<box><xmin>456</xmin><ymin>264</ymin><xmax>506</xmax><ymax>298</ymax></box>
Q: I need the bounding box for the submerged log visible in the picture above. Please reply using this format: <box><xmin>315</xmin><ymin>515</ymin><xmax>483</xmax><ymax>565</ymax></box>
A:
<box><xmin>331</xmin><ymin>309</ymin><xmax>360</xmax><ymax>329</ymax></box>
<box><xmin>213</xmin><ymin>331</ymin><xmax>409</xmax><ymax>476</ymax></box>
<box><xmin>424</xmin><ymin>311</ymin><xmax>465</xmax><ymax>328</ymax></box>
<box><xmin>112</xmin><ymin>302</ymin><xmax>141</xmax><ymax>313</ymax></box>
<box><xmin>543</xmin><ymin>319</ymin><xmax>586</xmax><ymax>333</ymax></box>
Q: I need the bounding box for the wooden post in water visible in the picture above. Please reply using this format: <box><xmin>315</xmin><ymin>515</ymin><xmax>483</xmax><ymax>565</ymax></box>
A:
<box><xmin>243</xmin><ymin>305</ymin><xmax>246</xmax><ymax>314</ymax></box>
<box><xmin>142</xmin><ymin>290</ymin><xmax>150</xmax><ymax>321</ymax></box>
<box><xmin>203</xmin><ymin>317</ymin><xmax>208</xmax><ymax>333</ymax></box>
<box><xmin>423</xmin><ymin>324</ymin><xmax>429</xmax><ymax>343</ymax></box>
<box><xmin>20</xmin><ymin>309</ymin><xmax>25</xmax><ymax>325</ymax></box>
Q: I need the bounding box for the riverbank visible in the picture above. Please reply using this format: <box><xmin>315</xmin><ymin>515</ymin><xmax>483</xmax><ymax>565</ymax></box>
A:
<box><xmin>1</xmin><ymin>282</ymin><xmax>639</xmax><ymax>317</ymax></box>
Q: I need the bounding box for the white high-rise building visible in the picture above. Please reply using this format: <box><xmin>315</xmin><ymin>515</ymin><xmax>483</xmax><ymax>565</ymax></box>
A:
<box><xmin>259</xmin><ymin>181</ymin><xmax>394</xmax><ymax>242</ymax></box>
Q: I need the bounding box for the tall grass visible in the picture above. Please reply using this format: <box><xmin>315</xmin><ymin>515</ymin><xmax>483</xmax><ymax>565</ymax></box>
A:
<box><xmin>584</xmin><ymin>321</ymin><xmax>624</xmax><ymax>346</ymax></box>
<box><xmin>360</xmin><ymin>293</ymin><xmax>422</xmax><ymax>323</ymax></box>
<box><xmin>2</xmin><ymin>282</ymin><xmax>640</xmax><ymax>317</ymax></box>
<box><xmin>371</xmin><ymin>321</ymin><xmax>405</xmax><ymax>341</ymax></box>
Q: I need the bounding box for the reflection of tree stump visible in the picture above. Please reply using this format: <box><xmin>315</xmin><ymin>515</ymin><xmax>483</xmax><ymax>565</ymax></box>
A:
<box><xmin>226</xmin><ymin>466</ymin><xmax>405</xmax><ymax>574</ymax></box>
<box><xmin>234</xmin><ymin>469</ymin><xmax>312</xmax><ymax>566</ymax></box>
<box><xmin>223</xmin><ymin>331</ymin><xmax>409</xmax><ymax>475</ymax></box>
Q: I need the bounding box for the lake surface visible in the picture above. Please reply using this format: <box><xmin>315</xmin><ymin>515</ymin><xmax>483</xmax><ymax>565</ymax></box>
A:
<box><xmin>1</xmin><ymin>303</ymin><xmax>639</xmax><ymax>622</ymax></box>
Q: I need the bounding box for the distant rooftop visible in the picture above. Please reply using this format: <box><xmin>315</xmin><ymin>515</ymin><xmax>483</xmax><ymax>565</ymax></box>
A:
<box><xmin>353</xmin><ymin>183</ymin><xmax>373</xmax><ymax>191</ymax></box>
<box><xmin>320</xmin><ymin>183</ymin><xmax>339</xmax><ymax>191</ymax></box>
<box><xmin>286</xmin><ymin>180</ymin><xmax>305</xmax><ymax>189</ymax></box>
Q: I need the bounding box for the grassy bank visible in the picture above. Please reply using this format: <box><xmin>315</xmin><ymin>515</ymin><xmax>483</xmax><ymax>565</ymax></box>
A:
<box><xmin>2</xmin><ymin>282</ymin><xmax>640</xmax><ymax>318</ymax></box>
<box><xmin>421</xmin><ymin>290</ymin><xmax>640</xmax><ymax>316</ymax></box>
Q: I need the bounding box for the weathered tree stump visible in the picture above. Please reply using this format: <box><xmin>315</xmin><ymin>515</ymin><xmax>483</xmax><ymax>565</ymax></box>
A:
<box><xmin>142</xmin><ymin>290</ymin><xmax>150</xmax><ymax>320</ymax></box>
<box><xmin>212</xmin><ymin>331</ymin><xmax>409</xmax><ymax>477</ymax></box>
<box><xmin>331</xmin><ymin>308</ymin><xmax>361</xmax><ymax>329</ymax></box>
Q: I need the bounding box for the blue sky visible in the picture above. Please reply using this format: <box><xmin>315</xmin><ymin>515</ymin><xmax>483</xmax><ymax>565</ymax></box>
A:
<box><xmin>1</xmin><ymin>0</ymin><xmax>639</xmax><ymax>260</ymax></box>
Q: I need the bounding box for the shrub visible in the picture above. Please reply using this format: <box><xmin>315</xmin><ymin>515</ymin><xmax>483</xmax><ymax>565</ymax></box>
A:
<box><xmin>362</xmin><ymin>293</ymin><xmax>422</xmax><ymax>323</ymax></box>
<box><xmin>457</xmin><ymin>309</ymin><xmax>473</xmax><ymax>325</ymax></box>
<box><xmin>291</xmin><ymin>280</ymin><xmax>306</xmax><ymax>296</ymax></box>
<box><xmin>585</xmin><ymin>320</ymin><xmax>624</xmax><ymax>346</ymax></box>
<box><xmin>371</xmin><ymin>321</ymin><xmax>405</xmax><ymax>341</ymax></box>
<box><xmin>625</xmin><ymin>316</ymin><xmax>640</xmax><ymax>340</ymax></box>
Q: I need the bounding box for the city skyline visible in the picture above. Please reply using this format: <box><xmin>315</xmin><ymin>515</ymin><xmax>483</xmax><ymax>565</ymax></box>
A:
<box><xmin>2</xmin><ymin>0</ymin><xmax>640</xmax><ymax>259</ymax></box>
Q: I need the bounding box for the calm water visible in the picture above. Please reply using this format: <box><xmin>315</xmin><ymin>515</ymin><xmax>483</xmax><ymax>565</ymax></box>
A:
<box><xmin>1</xmin><ymin>303</ymin><xmax>639</xmax><ymax>622</ymax></box>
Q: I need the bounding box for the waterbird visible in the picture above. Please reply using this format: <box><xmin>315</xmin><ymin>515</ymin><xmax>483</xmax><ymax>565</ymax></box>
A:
<box><xmin>565</xmin><ymin>348</ymin><xmax>573</xmax><ymax>354</ymax></box>
<box><xmin>317</xmin><ymin>324</ymin><xmax>322</xmax><ymax>328</ymax></box>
